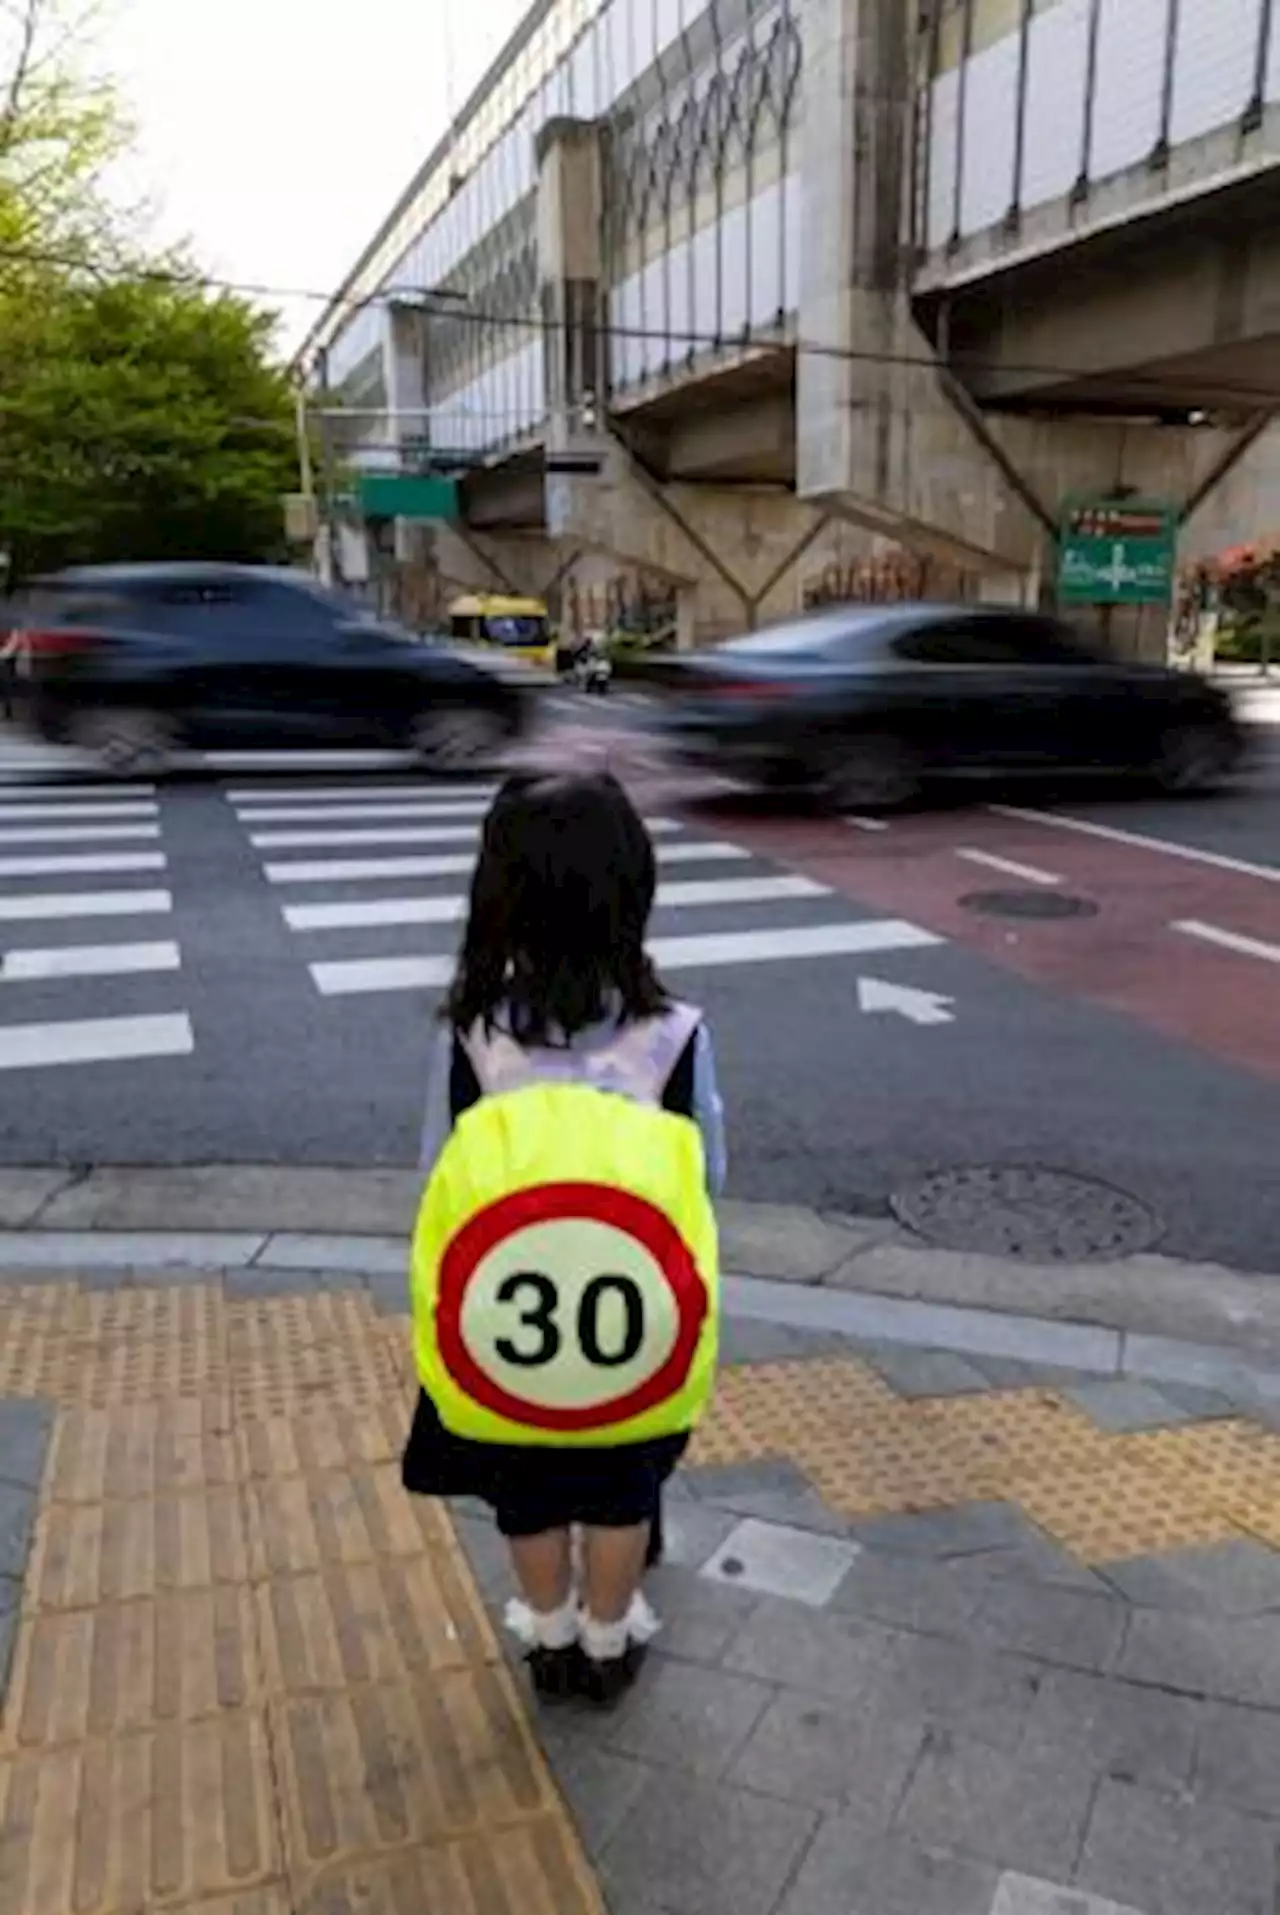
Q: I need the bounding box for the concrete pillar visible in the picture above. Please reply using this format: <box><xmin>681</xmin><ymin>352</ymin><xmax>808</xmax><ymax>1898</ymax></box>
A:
<box><xmin>386</xmin><ymin>304</ymin><xmax>429</xmax><ymax>571</ymax></box>
<box><xmin>536</xmin><ymin>116</ymin><xmax>831</xmax><ymax>644</ymax></box>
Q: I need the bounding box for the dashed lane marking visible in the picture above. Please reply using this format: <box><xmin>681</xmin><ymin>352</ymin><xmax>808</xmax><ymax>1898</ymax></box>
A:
<box><xmin>992</xmin><ymin>804</ymin><xmax>1280</xmax><ymax>885</ymax></box>
<box><xmin>1171</xmin><ymin>919</ymin><xmax>1280</xmax><ymax>966</ymax></box>
<box><xmin>955</xmin><ymin>848</ymin><xmax>1062</xmax><ymax>887</ymax></box>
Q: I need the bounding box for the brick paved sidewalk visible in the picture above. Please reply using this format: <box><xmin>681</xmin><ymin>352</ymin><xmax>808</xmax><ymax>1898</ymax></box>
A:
<box><xmin>3</xmin><ymin>1271</ymin><xmax>1280</xmax><ymax>1915</ymax></box>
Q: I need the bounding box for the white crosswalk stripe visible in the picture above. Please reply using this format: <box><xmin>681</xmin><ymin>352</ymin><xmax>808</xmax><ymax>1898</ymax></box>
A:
<box><xmin>223</xmin><ymin>775</ymin><xmax>947</xmax><ymax>1007</ymax></box>
<box><xmin>0</xmin><ymin>1013</ymin><xmax>193</xmax><ymax>1070</ymax></box>
<box><xmin>0</xmin><ymin>888</ymin><xmax>172</xmax><ymax>922</ymax></box>
<box><xmin>0</xmin><ymin>823</ymin><xmax>162</xmax><ymax>843</ymax></box>
<box><xmin>261</xmin><ymin>839</ymin><xmax>753</xmax><ymax>885</ymax></box>
<box><xmin>283</xmin><ymin>874</ymin><xmax>829</xmax><ymax>935</ymax></box>
<box><xmin>234</xmin><ymin>800</ymin><xmax>492</xmax><ymax>823</ymax></box>
<box><xmin>225</xmin><ymin>784</ymin><xmax>495</xmax><ymax>804</ymax></box>
<box><xmin>0</xmin><ymin>801</ymin><xmax>158</xmax><ymax>821</ymax></box>
<box><xmin>0</xmin><ymin>784</ymin><xmax>157</xmax><ymax>800</ymax></box>
<box><xmin>1</xmin><ymin>941</ymin><xmax>181</xmax><ymax>981</ymax></box>
<box><xmin>248</xmin><ymin>815</ymin><xmax>682</xmax><ymax>850</ymax></box>
<box><xmin>310</xmin><ymin>920</ymin><xmax>941</xmax><ymax>998</ymax></box>
<box><xmin>0</xmin><ymin>782</ymin><xmax>193</xmax><ymax>1071</ymax></box>
<box><xmin>0</xmin><ymin>852</ymin><xmax>167</xmax><ymax>878</ymax></box>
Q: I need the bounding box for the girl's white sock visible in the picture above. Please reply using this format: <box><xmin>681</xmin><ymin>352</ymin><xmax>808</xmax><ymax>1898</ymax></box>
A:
<box><xmin>579</xmin><ymin>1592</ymin><xmax>663</xmax><ymax>1663</ymax></box>
<box><xmin>580</xmin><ymin>1611</ymin><xmax>630</xmax><ymax>1662</ymax></box>
<box><xmin>504</xmin><ymin>1594</ymin><xmax>579</xmax><ymax>1650</ymax></box>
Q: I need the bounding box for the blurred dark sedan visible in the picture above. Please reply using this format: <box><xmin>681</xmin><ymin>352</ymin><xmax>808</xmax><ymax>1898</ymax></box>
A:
<box><xmin>8</xmin><ymin>562</ymin><xmax>530</xmax><ymax>776</ymax></box>
<box><xmin>649</xmin><ymin>603</ymin><xmax>1244</xmax><ymax>810</ymax></box>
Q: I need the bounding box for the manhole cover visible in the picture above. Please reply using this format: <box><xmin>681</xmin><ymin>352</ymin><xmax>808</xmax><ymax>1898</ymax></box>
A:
<box><xmin>961</xmin><ymin>889</ymin><xmax>1099</xmax><ymax>921</ymax></box>
<box><xmin>891</xmin><ymin>1165</ymin><xmax>1162</xmax><ymax>1262</ymax></box>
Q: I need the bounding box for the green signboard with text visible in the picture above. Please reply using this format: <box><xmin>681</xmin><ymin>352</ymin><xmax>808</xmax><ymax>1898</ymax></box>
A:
<box><xmin>1058</xmin><ymin>499</ymin><xmax>1178</xmax><ymax>607</ymax></box>
<box><xmin>356</xmin><ymin>473</ymin><xmax>459</xmax><ymax>521</ymax></box>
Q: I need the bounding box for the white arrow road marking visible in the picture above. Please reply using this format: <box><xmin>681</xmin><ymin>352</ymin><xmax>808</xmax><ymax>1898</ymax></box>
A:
<box><xmin>857</xmin><ymin>976</ymin><xmax>956</xmax><ymax>1025</ymax></box>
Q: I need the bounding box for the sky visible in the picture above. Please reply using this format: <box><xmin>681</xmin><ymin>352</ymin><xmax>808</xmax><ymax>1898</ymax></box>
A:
<box><xmin>109</xmin><ymin>0</ymin><xmax>529</xmax><ymax>350</ymax></box>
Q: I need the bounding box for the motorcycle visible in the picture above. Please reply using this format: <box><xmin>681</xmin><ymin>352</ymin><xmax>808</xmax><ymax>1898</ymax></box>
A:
<box><xmin>571</xmin><ymin>643</ymin><xmax>612</xmax><ymax>696</ymax></box>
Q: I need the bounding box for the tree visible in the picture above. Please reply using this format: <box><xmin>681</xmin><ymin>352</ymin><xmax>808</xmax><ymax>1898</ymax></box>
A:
<box><xmin>0</xmin><ymin>0</ymin><xmax>302</xmax><ymax>577</ymax></box>
<box><xmin>0</xmin><ymin>273</ymin><xmax>301</xmax><ymax>577</ymax></box>
<box><xmin>0</xmin><ymin>0</ymin><xmax>130</xmax><ymax>266</ymax></box>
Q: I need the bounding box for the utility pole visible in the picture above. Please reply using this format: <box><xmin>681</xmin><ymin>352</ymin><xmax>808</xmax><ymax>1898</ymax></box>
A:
<box><xmin>314</xmin><ymin>346</ymin><xmax>339</xmax><ymax>586</ymax></box>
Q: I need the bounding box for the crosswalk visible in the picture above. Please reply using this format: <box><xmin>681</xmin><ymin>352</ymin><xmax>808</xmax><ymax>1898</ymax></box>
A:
<box><xmin>228</xmin><ymin>778</ymin><xmax>943</xmax><ymax>1003</ymax></box>
<box><xmin>0</xmin><ymin>782</ymin><xmax>192</xmax><ymax>1071</ymax></box>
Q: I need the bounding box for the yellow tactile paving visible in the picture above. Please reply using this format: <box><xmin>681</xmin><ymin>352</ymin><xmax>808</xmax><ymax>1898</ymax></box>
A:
<box><xmin>287</xmin><ymin>1824</ymin><xmax>610</xmax><ymax>1915</ymax></box>
<box><xmin>236</xmin><ymin>1400</ymin><xmax>410</xmax><ymax>1479</ymax></box>
<box><xmin>243</xmin><ymin>1466</ymin><xmax>453</xmax><ymax>1580</ymax></box>
<box><xmin>46</xmin><ymin>1398</ymin><xmax>238</xmax><ymax>1502</ymax></box>
<box><xmin>2</xmin><ymin>1586</ymin><xmax>260</xmax><ymax>1750</ymax></box>
<box><xmin>255</xmin><ymin>1556</ymin><xmax>498</xmax><ymax>1692</ymax></box>
<box><xmin>1124</xmin><ymin>1420</ymin><xmax>1280</xmax><ymax>1550</ymax></box>
<box><xmin>0</xmin><ymin>1278</ymin><xmax>609</xmax><ymax>1915</ymax></box>
<box><xmin>270</xmin><ymin>1669</ymin><xmax>556</xmax><ymax>1879</ymax></box>
<box><xmin>921</xmin><ymin>1389</ymin><xmax>1120</xmax><ymax>1482</ymax></box>
<box><xmin>24</xmin><ymin>1485</ymin><xmax>252</xmax><ymax>1609</ymax></box>
<box><xmin>0</xmin><ymin>1714</ymin><xmax>280</xmax><ymax>1913</ymax></box>
<box><xmin>1011</xmin><ymin>1457</ymin><xmax>1243</xmax><ymax>1562</ymax></box>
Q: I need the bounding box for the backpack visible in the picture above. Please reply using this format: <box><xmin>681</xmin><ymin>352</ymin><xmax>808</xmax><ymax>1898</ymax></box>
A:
<box><xmin>410</xmin><ymin>1005</ymin><xmax>719</xmax><ymax>1448</ymax></box>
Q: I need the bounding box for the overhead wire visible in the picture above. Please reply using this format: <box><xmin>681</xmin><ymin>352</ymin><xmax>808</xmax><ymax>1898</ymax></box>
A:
<box><xmin>0</xmin><ymin>237</ymin><xmax>1273</xmax><ymax>411</ymax></box>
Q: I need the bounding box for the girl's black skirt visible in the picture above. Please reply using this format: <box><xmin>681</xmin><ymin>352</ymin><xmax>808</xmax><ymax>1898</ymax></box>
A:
<box><xmin>402</xmin><ymin>1389</ymin><xmax>688</xmax><ymax>1539</ymax></box>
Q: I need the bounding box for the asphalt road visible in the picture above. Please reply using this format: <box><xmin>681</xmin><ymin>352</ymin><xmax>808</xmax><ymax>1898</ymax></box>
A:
<box><xmin>1</xmin><ymin>698</ymin><xmax>1279</xmax><ymax>1272</ymax></box>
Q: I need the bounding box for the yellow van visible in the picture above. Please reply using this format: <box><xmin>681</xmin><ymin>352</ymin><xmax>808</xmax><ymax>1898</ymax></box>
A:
<box><xmin>448</xmin><ymin>594</ymin><xmax>554</xmax><ymax>670</ymax></box>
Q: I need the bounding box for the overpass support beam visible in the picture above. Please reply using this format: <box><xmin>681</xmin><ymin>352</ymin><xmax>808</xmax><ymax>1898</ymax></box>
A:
<box><xmin>795</xmin><ymin>0</ymin><xmax>1262</xmax><ymax>657</ymax></box>
<box><xmin>552</xmin><ymin>439</ymin><xmax>834</xmax><ymax>646</ymax></box>
<box><xmin>429</xmin><ymin>523</ymin><xmax>580</xmax><ymax>612</ymax></box>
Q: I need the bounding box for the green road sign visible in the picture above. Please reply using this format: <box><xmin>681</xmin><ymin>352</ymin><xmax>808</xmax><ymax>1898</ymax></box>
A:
<box><xmin>1058</xmin><ymin>499</ymin><xmax>1178</xmax><ymax>607</ymax></box>
<box><xmin>356</xmin><ymin>473</ymin><xmax>459</xmax><ymax>521</ymax></box>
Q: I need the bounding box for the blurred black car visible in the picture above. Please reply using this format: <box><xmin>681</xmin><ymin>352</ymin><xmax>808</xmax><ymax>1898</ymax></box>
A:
<box><xmin>8</xmin><ymin>563</ymin><xmax>530</xmax><ymax>775</ymax></box>
<box><xmin>649</xmin><ymin>603</ymin><xmax>1244</xmax><ymax>810</ymax></box>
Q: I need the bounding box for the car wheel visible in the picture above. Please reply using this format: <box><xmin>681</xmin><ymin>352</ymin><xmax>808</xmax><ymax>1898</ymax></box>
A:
<box><xmin>408</xmin><ymin>705</ymin><xmax>509</xmax><ymax>772</ymax></box>
<box><xmin>817</xmin><ymin>735</ymin><xmax>921</xmax><ymax>813</ymax></box>
<box><xmin>1154</xmin><ymin>721</ymin><xmax>1240</xmax><ymax>796</ymax></box>
<box><xmin>70</xmin><ymin>707</ymin><xmax>174</xmax><ymax>777</ymax></box>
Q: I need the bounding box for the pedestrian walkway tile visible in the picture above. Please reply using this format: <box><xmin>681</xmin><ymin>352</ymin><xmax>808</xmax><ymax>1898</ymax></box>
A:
<box><xmin>7</xmin><ymin>1278</ymin><xmax>1280</xmax><ymax>1915</ymax></box>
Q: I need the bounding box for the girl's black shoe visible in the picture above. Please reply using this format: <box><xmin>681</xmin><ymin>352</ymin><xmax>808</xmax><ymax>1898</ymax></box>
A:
<box><xmin>579</xmin><ymin>1640</ymin><xmax>648</xmax><ymax>1708</ymax></box>
<box><xmin>526</xmin><ymin>1642</ymin><xmax>583</xmax><ymax>1702</ymax></box>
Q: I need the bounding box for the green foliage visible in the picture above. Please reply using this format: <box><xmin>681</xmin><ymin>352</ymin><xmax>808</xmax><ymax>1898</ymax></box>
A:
<box><xmin>0</xmin><ymin>273</ymin><xmax>300</xmax><ymax>576</ymax></box>
<box><xmin>0</xmin><ymin>0</ymin><xmax>300</xmax><ymax>579</ymax></box>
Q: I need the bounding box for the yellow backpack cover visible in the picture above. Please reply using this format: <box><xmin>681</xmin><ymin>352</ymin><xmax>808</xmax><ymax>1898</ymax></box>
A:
<box><xmin>410</xmin><ymin>1008</ymin><xmax>719</xmax><ymax>1447</ymax></box>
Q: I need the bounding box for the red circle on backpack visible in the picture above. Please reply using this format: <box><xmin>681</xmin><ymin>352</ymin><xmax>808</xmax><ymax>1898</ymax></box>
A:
<box><xmin>435</xmin><ymin>1181</ymin><xmax>708</xmax><ymax>1433</ymax></box>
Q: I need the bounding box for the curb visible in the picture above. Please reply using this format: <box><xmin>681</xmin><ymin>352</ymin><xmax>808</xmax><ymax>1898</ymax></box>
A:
<box><xmin>1</xmin><ymin>1218</ymin><xmax>1278</xmax><ymax>1411</ymax></box>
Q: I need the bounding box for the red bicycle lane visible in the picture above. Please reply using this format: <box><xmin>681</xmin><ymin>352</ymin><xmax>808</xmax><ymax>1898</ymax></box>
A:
<box><xmin>696</xmin><ymin>801</ymin><xmax>1280</xmax><ymax>1085</ymax></box>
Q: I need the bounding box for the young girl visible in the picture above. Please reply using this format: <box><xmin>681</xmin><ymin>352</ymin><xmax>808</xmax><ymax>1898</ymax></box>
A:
<box><xmin>404</xmin><ymin>769</ymin><xmax>725</xmax><ymax>1706</ymax></box>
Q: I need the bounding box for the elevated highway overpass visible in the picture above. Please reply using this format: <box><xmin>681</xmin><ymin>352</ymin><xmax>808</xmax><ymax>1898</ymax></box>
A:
<box><xmin>303</xmin><ymin>0</ymin><xmax>1280</xmax><ymax>655</ymax></box>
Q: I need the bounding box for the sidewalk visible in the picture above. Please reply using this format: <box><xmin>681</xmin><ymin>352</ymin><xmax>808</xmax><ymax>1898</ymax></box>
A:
<box><xmin>1</xmin><ymin>1174</ymin><xmax>1279</xmax><ymax>1915</ymax></box>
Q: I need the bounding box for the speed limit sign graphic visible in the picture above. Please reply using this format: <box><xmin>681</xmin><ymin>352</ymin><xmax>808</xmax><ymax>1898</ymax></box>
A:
<box><xmin>435</xmin><ymin>1181</ymin><xmax>709</xmax><ymax>1434</ymax></box>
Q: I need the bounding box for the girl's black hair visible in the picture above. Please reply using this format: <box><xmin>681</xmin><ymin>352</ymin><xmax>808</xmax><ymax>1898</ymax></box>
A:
<box><xmin>444</xmin><ymin>769</ymin><xmax>670</xmax><ymax>1044</ymax></box>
